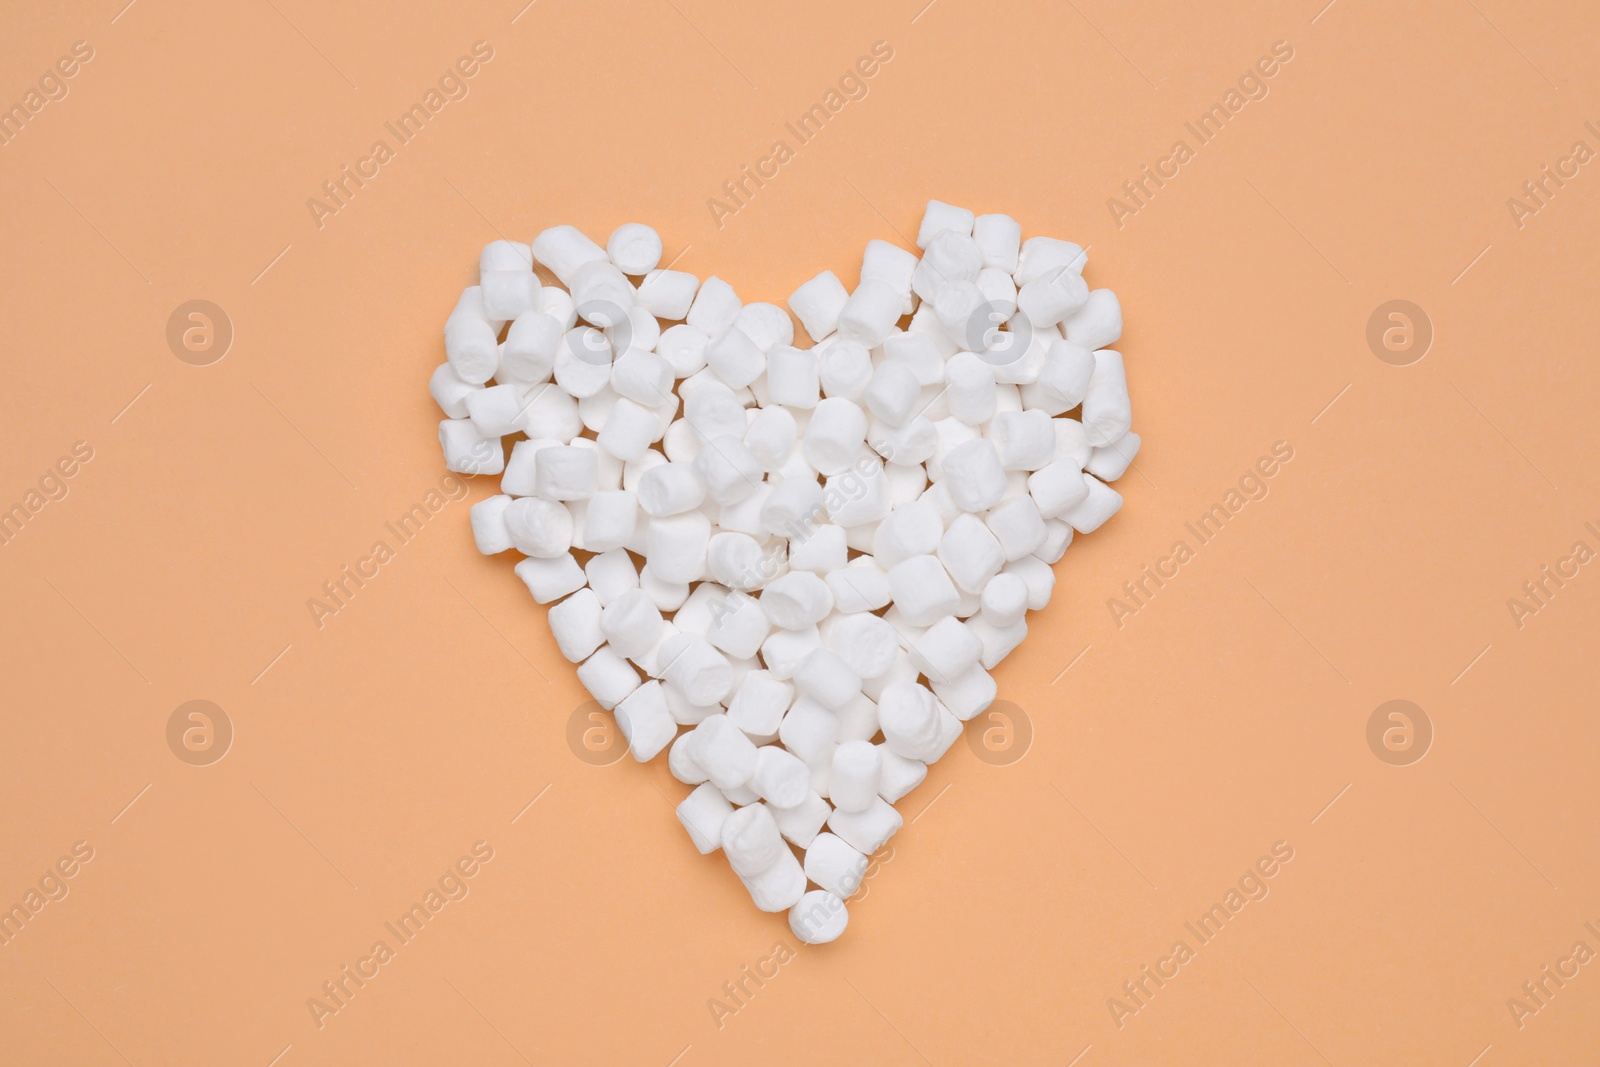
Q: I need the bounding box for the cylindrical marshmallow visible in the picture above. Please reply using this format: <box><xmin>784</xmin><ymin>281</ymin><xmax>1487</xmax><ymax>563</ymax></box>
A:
<box><xmin>829</xmin><ymin>741</ymin><xmax>881</xmax><ymax>814</ymax></box>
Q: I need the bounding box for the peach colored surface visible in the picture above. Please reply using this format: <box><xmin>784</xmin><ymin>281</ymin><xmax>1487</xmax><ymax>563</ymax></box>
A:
<box><xmin>3</xmin><ymin>1</ymin><xmax>1598</xmax><ymax>1064</ymax></box>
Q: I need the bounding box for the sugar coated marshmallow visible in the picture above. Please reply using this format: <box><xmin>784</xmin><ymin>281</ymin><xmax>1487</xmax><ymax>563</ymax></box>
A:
<box><xmin>430</xmin><ymin>201</ymin><xmax>1138</xmax><ymax>940</ymax></box>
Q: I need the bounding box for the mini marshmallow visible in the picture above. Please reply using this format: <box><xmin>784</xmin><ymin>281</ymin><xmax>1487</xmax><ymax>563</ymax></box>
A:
<box><xmin>913</xmin><ymin>231</ymin><xmax>983</xmax><ymax>300</ymax></box>
<box><xmin>637</xmin><ymin>270</ymin><xmax>700</xmax><ymax>321</ymax></box>
<box><xmin>429</xmin><ymin>363</ymin><xmax>479</xmax><ymax>419</ymax></box>
<box><xmin>886</xmin><ymin>554</ymin><xmax>961</xmax><ymax>627</ymax></box>
<box><xmin>1087</xmin><ymin>431</ymin><xmax>1141</xmax><ymax>481</ymax></box>
<box><xmin>690</xmin><ymin>713</ymin><xmax>757</xmax><ymax>790</ymax></box>
<box><xmin>583</xmin><ymin>549</ymin><xmax>638</xmax><ymax>606</ymax></box>
<box><xmin>444</xmin><ymin>289</ymin><xmax>499</xmax><ymax>385</ymax></box>
<box><xmin>505</xmin><ymin>497</ymin><xmax>574</xmax><ymax>557</ymax></box>
<box><xmin>778</xmin><ymin>697</ymin><xmax>841</xmax><ymax>764</ymax></box>
<box><xmin>646</xmin><ymin>512</ymin><xmax>711</xmax><ymax>583</ymax></box>
<box><xmin>1061</xmin><ymin>473</ymin><xmax>1123</xmax><ymax>533</ymax></box>
<box><xmin>706</xmin><ymin>327</ymin><xmax>766</xmax><ymax>389</ymax></box>
<box><xmin>968</xmin><ymin>614</ymin><xmax>1028</xmax><ymax>670</ymax></box>
<box><xmin>878</xmin><ymin>747</ymin><xmax>928</xmax><ymax>803</ymax></box>
<box><xmin>1063</xmin><ymin>289</ymin><xmax>1122</xmax><ymax>350</ymax></box>
<box><xmin>705</xmin><ymin>590</ymin><xmax>770</xmax><ymax>659</ymax></box>
<box><xmin>686</xmin><ymin>275</ymin><xmax>741</xmax><ymax>337</ymax></box>
<box><xmin>576</xmin><ymin>647</ymin><xmax>641</xmax><ymax>710</ymax></box>
<box><xmin>788</xmin><ymin>270</ymin><xmax>850</xmax><ymax>341</ymax></box>
<box><xmin>793</xmin><ymin>648</ymin><xmax>862</xmax><ymax>710</ymax></box>
<box><xmin>1015</xmin><ymin>236</ymin><xmax>1087</xmax><ymax>286</ymax></box>
<box><xmin>439</xmin><ymin>419</ymin><xmax>504</xmax><ymax>475</ymax></box>
<box><xmin>973</xmin><ymin>213</ymin><xmax>1022</xmax><ymax>272</ymax></box>
<box><xmin>823</xmin><ymin>613</ymin><xmax>900</xmax><ymax>680</ymax></box>
<box><xmin>615</xmin><ymin>680</ymin><xmax>676</xmax><ymax>761</ymax></box>
<box><xmin>1029</xmin><ymin>459</ymin><xmax>1091</xmax><ymax>518</ymax></box>
<box><xmin>1017</xmin><ymin>265</ymin><xmax>1089</xmax><ymax>328</ymax></box>
<box><xmin>481</xmin><ymin>269</ymin><xmax>540</xmax><ymax>321</ymax></box>
<box><xmin>827</xmin><ymin>797</ymin><xmax>903</xmax><ymax>855</ymax></box>
<box><xmin>773</xmin><ymin>791</ymin><xmax>831</xmax><ymax>848</ymax></box>
<box><xmin>930</xmin><ymin>664</ymin><xmax>996</xmax><ymax>721</ymax></box>
<box><xmin>917</xmin><ymin>199</ymin><xmax>975</xmax><ymax>248</ymax></box>
<box><xmin>803</xmin><ymin>398</ymin><xmax>868</xmax><ymax>476</ymax></box>
<box><xmin>945</xmin><ymin>352</ymin><xmax>998</xmax><ymax>426</ymax></box>
<box><xmin>734</xmin><ymin>302</ymin><xmax>794</xmax><ymax>354</ymax></box>
<box><xmin>606</xmin><ymin>223</ymin><xmax>662</xmax><ymax>275</ymax></box>
<box><xmin>836</xmin><ymin>280</ymin><xmax>902</xmax><ymax>347</ymax></box>
<box><xmin>547</xmin><ymin>587</ymin><xmax>604</xmax><ymax>662</ymax></box>
<box><xmin>985</xmin><ymin>495</ymin><xmax>1048</xmax><ymax>561</ymax></box>
<box><xmin>806</xmin><ymin>832</ymin><xmax>869</xmax><ymax>897</ymax></box>
<box><xmin>722</xmin><ymin>802</ymin><xmax>785</xmax><ymax>877</ymax></box>
<box><xmin>910</xmin><ymin>616</ymin><xmax>983</xmax><ymax>683</ymax></box>
<box><xmin>761</xmin><ymin>571</ymin><xmax>834</xmax><ymax>630</ymax></box>
<box><xmin>683</xmin><ymin>379</ymin><xmax>748</xmax><ymax>439</ymax></box>
<box><xmin>861</xmin><ymin>240</ymin><xmax>919</xmax><ymax>309</ymax></box>
<box><xmin>553</xmin><ymin>332</ymin><xmax>613</xmax><ymax>397</ymax></box>
<box><xmin>523</xmin><ymin>385</ymin><xmax>582</xmax><ymax>442</ymax></box>
<box><xmin>469</xmin><ymin>495</ymin><xmax>514</xmax><ymax>554</ymax></box>
<box><xmin>752</xmin><ymin>745</ymin><xmax>811</xmax><ymax>808</ymax></box>
<box><xmin>864</xmin><ymin>359</ymin><xmax>922</xmax><ymax>427</ymax></box>
<box><xmin>765</xmin><ymin>346</ymin><xmax>820</xmax><ymax>409</ymax></box>
<box><xmin>980</xmin><ymin>572</ymin><xmax>1028</xmax><ymax>628</ymax></box>
<box><xmin>873</xmin><ymin>498</ymin><xmax>943</xmax><ymax>568</ymax></box>
<box><xmin>834</xmin><ymin>692</ymin><xmax>880</xmax><ymax>742</ymax></box>
<box><xmin>790</xmin><ymin>890</ymin><xmax>849</xmax><ymax>944</ymax></box>
<box><xmin>599</xmin><ymin>588</ymin><xmax>664</xmax><ymax>660</ymax></box>
<box><xmin>728</xmin><ymin>670</ymin><xmax>793</xmax><ymax>740</ymax></box>
<box><xmin>532</xmin><ymin>225</ymin><xmax>608</xmax><ymax>285</ymax></box>
<box><xmin>514</xmin><ymin>554</ymin><xmax>586</xmax><ymax>603</ymax></box>
<box><xmin>677</xmin><ymin>782</ymin><xmax>735</xmax><ymax>853</ymax></box>
<box><xmin>817</xmin><ymin>340</ymin><xmax>874</xmax><ymax>401</ymax></box>
<box><xmin>938</xmin><ymin>514</ymin><xmax>1006</xmax><ymax>593</ymax></box>
<box><xmin>829</xmin><ymin>741</ymin><xmax>881</xmax><ymax>814</ymax></box>
<box><xmin>669</xmin><ymin>733</ymin><xmax>712</xmax><ymax>784</ymax></box>
<box><xmin>822</xmin><ymin>461</ymin><xmax>892</xmax><ymax>528</ymax></box>
<box><xmin>637</xmin><ymin>462</ymin><xmax>706</xmax><ymax>516</ymax></box>
<box><xmin>826</xmin><ymin>560</ymin><xmax>892</xmax><ymax>613</ymax></box>
<box><xmin>694</xmin><ymin>436</ymin><xmax>763</xmax><ymax>505</ymax></box>
<box><xmin>481</xmin><ymin>239</ymin><xmax>532</xmax><ymax>274</ymax></box>
<box><xmin>739</xmin><ymin>847</ymin><xmax>807</xmax><ymax>912</ymax></box>
<box><xmin>990</xmin><ymin>410</ymin><xmax>1056</xmax><ymax>472</ymax></box>
<box><xmin>502</xmin><ymin>312</ymin><xmax>562</xmax><ymax>384</ymax></box>
<box><xmin>532</xmin><ymin>444</ymin><xmax>599</xmax><ymax>501</ymax></box>
<box><xmin>877</xmin><ymin>681</ymin><xmax>949</xmax><ymax>760</ymax></box>
<box><xmin>1081</xmin><ymin>350</ymin><xmax>1132</xmax><ymax>447</ymax></box>
<box><xmin>939</xmin><ymin>438</ymin><xmax>1007</xmax><ymax>512</ymax></box>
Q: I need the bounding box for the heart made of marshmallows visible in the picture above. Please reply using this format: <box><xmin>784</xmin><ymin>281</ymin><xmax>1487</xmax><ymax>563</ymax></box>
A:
<box><xmin>430</xmin><ymin>202</ymin><xmax>1137</xmax><ymax>943</ymax></box>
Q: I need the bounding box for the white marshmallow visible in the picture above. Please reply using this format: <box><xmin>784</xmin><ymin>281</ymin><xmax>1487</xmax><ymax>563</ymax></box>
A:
<box><xmin>728</xmin><ymin>670</ymin><xmax>793</xmax><ymax>741</ymax></box>
<box><xmin>885</xmin><ymin>554</ymin><xmax>961</xmax><ymax>627</ymax></box>
<box><xmin>637</xmin><ymin>270</ymin><xmax>699</xmax><ymax>321</ymax></box>
<box><xmin>827</xmin><ymin>797</ymin><xmax>903</xmax><ymax>854</ymax></box>
<box><xmin>532</xmin><ymin>225</ymin><xmax>608</xmax><ymax>285</ymax></box>
<box><xmin>765</xmin><ymin>345</ymin><xmax>820</xmax><ymax>409</ymax></box>
<box><xmin>646</xmin><ymin>511</ymin><xmax>711</xmax><ymax>583</ymax></box>
<box><xmin>1029</xmin><ymin>458</ymin><xmax>1091</xmax><ymax>518</ymax></box>
<box><xmin>686</xmin><ymin>275</ymin><xmax>741</xmax><ymax>336</ymax></box>
<box><xmin>1015</xmin><ymin>236</ymin><xmax>1087</xmax><ymax>286</ymax></box>
<box><xmin>788</xmin><ymin>270</ymin><xmax>850</xmax><ymax>342</ymax></box>
<box><xmin>1087</xmin><ymin>431</ymin><xmax>1141</xmax><ymax>481</ymax></box>
<box><xmin>878</xmin><ymin>746</ymin><xmax>928</xmax><ymax>803</ymax></box>
<box><xmin>793</xmin><ymin>648</ymin><xmax>862</xmax><ymax>710</ymax></box>
<box><xmin>690</xmin><ymin>713</ymin><xmax>757</xmax><ymax>789</ymax></box>
<box><xmin>790</xmin><ymin>890</ymin><xmax>849</xmax><ymax>944</ymax></box>
<box><xmin>973</xmin><ymin>213</ymin><xmax>1022</xmax><ymax>272</ymax></box>
<box><xmin>937</xmin><ymin>514</ymin><xmax>1006</xmax><ymax>593</ymax></box>
<box><xmin>829</xmin><ymin>741</ymin><xmax>881</xmax><ymax>814</ymax></box>
<box><xmin>968</xmin><ymin>614</ymin><xmax>1028</xmax><ymax>670</ymax></box>
<box><xmin>985</xmin><ymin>495</ymin><xmax>1048</xmax><ymax>560</ymax></box>
<box><xmin>615</xmin><ymin>680</ymin><xmax>676</xmax><ymax>761</ymax></box>
<box><xmin>636</xmin><ymin>462</ymin><xmax>706</xmax><ymax>516</ymax></box>
<box><xmin>606</xmin><ymin>223</ymin><xmax>662</xmax><ymax>275</ymax></box>
<box><xmin>825</xmin><ymin>560</ymin><xmax>892</xmax><ymax>613</ymax></box>
<box><xmin>677</xmin><ymin>782</ymin><xmax>735</xmax><ymax>853</ymax></box>
<box><xmin>772</xmin><ymin>791</ymin><xmax>831</xmax><ymax>848</ymax></box>
<box><xmin>504</xmin><ymin>497</ymin><xmax>574</xmax><ymax>557</ymax></box>
<box><xmin>1081</xmin><ymin>350</ymin><xmax>1132</xmax><ymax>446</ymax></box>
<box><xmin>939</xmin><ymin>438</ymin><xmax>1007</xmax><ymax>512</ymax></box>
<box><xmin>444</xmin><ymin>288</ymin><xmax>500</xmax><ymax>385</ymax></box>
<box><xmin>752</xmin><ymin>745</ymin><xmax>811</xmax><ymax>808</ymax></box>
<box><xmin>1017</xmin><ymin>265</ymin><xmax>1089</xmax><ymax>328</ymax></box>
<box><xmin>863</xmin><ymin>359</ymin><xmax>921</xmax><ymax>427</ymax></box>
<box><xmin>930</xmin><ymin>664</ymin><xmax>996</xmax><ymax>721</ymax></box>
<box><xmin>945</xmin><ymin>352</ymin><xmax>998</xmax><ymax>425</ymax></box>
<box><xmin>576</xmin><ymin>646</ymin><xmax>641</xmax><ymax>710</ymax></box>
<box><xmin>1061</xmin><ymin>473</ymin><xmax>1123</xmax><ymax>532</ymax></box>
<box><xmin>761</xmin><ymin>571</ymin><xmax>834</xmax><ymax>629</ymax></box>
<box><xmin>429</xmin><ymin>363</ymin><xmax>479</xmax><ymax>419</ymax></box>
<box><xmin>1062</xmin><ymin>289</ymin><xmax>1122</xmax><ymax>350</ymax></box>
<box><xmin>480</xmin><ymin>269</ymin><xmax>539</xmax><ymax>321</ymax></box>
<box><xmin>916</xmin><ymin>199</ymin><xmax>975</xmax><ymax>248</ymax></box>
<box><xmin>469</xmin><ymin>495</ymin><xmax>514</xmax><ymax>554</ymax></box>
<box><xmin>706</xmin><ymin>326</ymin><xmax>766</xmax><ymax>389</ymax></box>
<box><xmin>909</xmin><ymin>615</ymin><xmax>983</xmax><ymax>683</ymax></box>
<box><xmin>817</xmin><ymin>340</ymin><xmax>874</xmax><ymax>401</ymax></box>
<box><xmin>694</xmin><ymin>436</ymin><xmax>763</xmax><ymax>504</ymax></box>
<box><xmin>705</xmin><ymin>589</ymin><xmax>770</xmax><ymax>659</ymax></box>
<box><xmin>836</xmin><ymin>281</ymin><xmax>902</xmax><ymax>347</ymax></box>
<box><xmin>778</xmin><ymin>697</ymin><xmax>840</xmax><ymax>764</ymax></box>
<box><xmin>439</xmin><ymin>419</ymin><xmax>504</xmax><ymax>475</ymax></box>
<box><xmin>734</xmin><ymin>302</ymin><xmax>794</xmax><ymax>354</ymax></box>
<box><xmin>480</xmin><ymin>239</ymin><xmax>532</xmax><ymax>274</ymax></box>
<box><xmin>547</xmin><ymin>587</ymin><xmax>604</xmax><ymax>662</ymax></box>
<box><xmin>513</xmin><ymin>554</ymin><xmax>586</xmax><ymax>603</ymax></box>
<box><xmin>803</xmin><ymin>398</ymin><xmax>868</xmax><ymax>476</ymax></box>
<box><xmin>861</xmin><ymin>240</ymin><xmax>919</xmax><ymax>309</ymax></box>
<box><xmin>806</xmin><ymin>832</ymin><xmax>869</xmax><ymax>897</ymax></box>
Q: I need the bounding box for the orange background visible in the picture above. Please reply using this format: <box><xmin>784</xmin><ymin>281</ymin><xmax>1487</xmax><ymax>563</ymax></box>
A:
<box><xmin>3</xmin><ymin>1</ymin><xmax>1598</xmax><ymax>1064</ymax></box>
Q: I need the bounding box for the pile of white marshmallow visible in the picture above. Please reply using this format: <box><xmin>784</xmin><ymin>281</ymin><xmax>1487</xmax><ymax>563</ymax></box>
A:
<box><xmin>431</xmin><ymin>200</ymin><xmax>1138</xmax><ymax>943</ymax></box>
